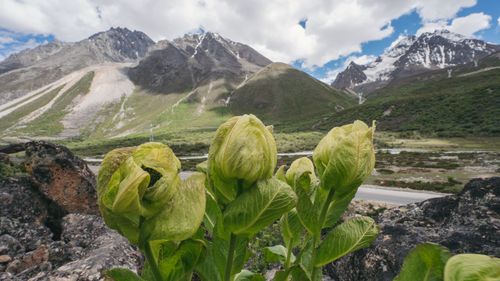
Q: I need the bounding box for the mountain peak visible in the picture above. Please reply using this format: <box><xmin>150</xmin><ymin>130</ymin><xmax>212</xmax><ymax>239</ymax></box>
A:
<box><xmin>332</xmin><ymin>29</ymin><xmax>499</xmax><ymax>90</ymax></box>
<box><xmin>129</xmin><ymin>31</ymin><xmax>271</xmax><ymax>94</ymax></box>
<box><xmin>419</xmin><ymin>29</ymin><xmax>465</xmax><ymax>42</ymax></box>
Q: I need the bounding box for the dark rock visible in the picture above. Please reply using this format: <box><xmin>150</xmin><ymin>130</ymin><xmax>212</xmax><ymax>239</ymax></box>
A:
<box><xmin>0</xmin><ymin>177</ymin><xmax>49</xmax><ymax>223</ymax></box>
<box><xmin>24</xmin><ymin>141</ymin><xmax>97</xmax><ymax>214</ymax></box>
<box><xmin>326</xmin><ymin>177</ymin><xmax>500</xmax><ymax>281</ymax></box>
<box><xmin>30</xmin><ymin>214</ymin><xmax>143</xmax><ymax>281</ymax></box>
<box><xmin>0</xmin><ymin>142</ymin><xmax>143</xmax><ymax>280</ymax></box>
<box><xmin>0</xmin><ymin>213</ymin><xmax>142</xmax><ymax>280</ymax></box>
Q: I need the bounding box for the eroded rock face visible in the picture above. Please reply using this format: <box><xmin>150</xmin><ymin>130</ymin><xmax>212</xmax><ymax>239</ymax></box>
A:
<box><xmin>0</xmin><ymin>142</ymin><xmax>142</xmax><ymax>280</ymax></box>
<box><xmin>24</xmin><ymin>141</ymin><xmax>98</xmax><ymax>214</ymax></box>
<box><xmin>326</xmin><ymin>177</ymin><xmax>500</xmax><ymax>281</ymax></box>
<box><xmin>0</xmin><ymin>214</ymin><xmax>142</xmax><ymax>280</ymax></box>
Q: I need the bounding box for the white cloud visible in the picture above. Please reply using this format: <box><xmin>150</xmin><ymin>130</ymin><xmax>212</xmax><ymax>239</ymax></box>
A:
<box><xmin>414</xmin><ymin>0</ymin><xmax>476</xmax><ymax>21</ymax></box>
<box><xmin>497</xmin><ymin>17</ymin><xmax>500</xmax><ymax>26</ymax></box>
<box><xmin>0</xmin><ymin>36</ymin><xmax>14</xmax><ymax>44</ymax></box>
<box><xmin>0</xmin><ymin>0</ymin><xmax>484</xmax><ymax>67</ymax></box>
<box><xmin>417</xmin><ymin>12</ymin><xmax>492</xmax><ymax>37</ymax></box>
<box><xmin>0</xmin><ymin>31</ymin><xmax>44</xmax><ymax>62</ymax></box>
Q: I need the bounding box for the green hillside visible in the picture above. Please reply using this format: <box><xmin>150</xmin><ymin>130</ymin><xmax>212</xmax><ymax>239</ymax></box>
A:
<box><xmin>229</xmin><ymin>62</ymin><xmax>355</xmax><ymax>126</ymax></box>
<box><xmin>317</xmin><ymin>67</ymin><xmax>500</xmax><ymax>136</ymax></box>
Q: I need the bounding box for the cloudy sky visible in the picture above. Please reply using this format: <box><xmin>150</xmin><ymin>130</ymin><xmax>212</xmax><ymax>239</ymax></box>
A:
<box><xmin>0</xmin><ymin>0</ymin><xmax>499</xmax><ymax>82</ymax></box>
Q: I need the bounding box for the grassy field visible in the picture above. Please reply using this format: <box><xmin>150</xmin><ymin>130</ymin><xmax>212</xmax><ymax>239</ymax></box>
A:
<box><xmin>0</xmin><ymin>86</ymin><xmax>64</xmax><ymax>133</ymax></box>
<box><xmin>20</xmin><ymin>72</ymin><xmax>95</xmax><ymax>136</ymax></box>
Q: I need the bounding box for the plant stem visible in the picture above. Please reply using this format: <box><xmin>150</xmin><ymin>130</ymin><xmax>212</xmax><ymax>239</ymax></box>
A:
<box><xmin>144</xmin><ymin>241</ymin><xmax>163</xmax><ymax>281</ymax></box>
<box><xmin>224</xmin><ymin>233</ymin><xmax>237</xmax><ymax>281</ymax></box>
<box><xmin>285</xmin><ymin>238</ymin><xmax>294</xmax><ymax>269</ymax></box>
<box><xmin>311</xmin><ymin>188</ymin><xmax>336</xmax><ymax>279</ymax></box>
<box><xmin>318</xmin><ymin>188</ymin><xmax>336</xmax><ymax>234</ymax></box>
<box><xmin>138</xmin><ymin>216</ymin><xmax>162</xmax><ymax>281</ymax></box>
<box><xmin>281</xmin><ymin>237</ymin><xmax>294</xmax><ymax>281</ymax></box>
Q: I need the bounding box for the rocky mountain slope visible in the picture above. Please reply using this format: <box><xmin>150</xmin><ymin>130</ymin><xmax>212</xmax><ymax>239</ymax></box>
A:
<box><xmin>0</xmin><ymin>28</ymin><xmax>356</xmax><ymax>140</ymax></box>
<box><xmin>0</xmin><ymin>29</ymin><xmax>276</xmax><ymax>140</ymax></box>
<box><xmin>0</xmin><ymin>27</ymin><xmax>154</xmax><ymax>104</ymax></box>
<box><xmin>129</xmin><ymin>31</ymin><xmax>271</xmax><ymax>94</ymax></box>
<box><xmin>332</xmin><ymin>30</ymin><xmax>500</xmax><ymax>93</ymax></box>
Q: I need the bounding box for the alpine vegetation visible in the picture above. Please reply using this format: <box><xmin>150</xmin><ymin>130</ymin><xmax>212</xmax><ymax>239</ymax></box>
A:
<box><xmin>97</xmin><ymin>115</ymin><xmax>379</xmax><ymax>281</ymax></box>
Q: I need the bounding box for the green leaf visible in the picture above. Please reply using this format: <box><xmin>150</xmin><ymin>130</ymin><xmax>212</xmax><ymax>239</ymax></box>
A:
<box><xmin>194</xmin><ymin>245</ymin><xmax>221</xmax><ymax>281</ymax></box>
<box><xmin>280</xmin><ymin>209</ymin><xmax>304</xmax><ymax>248</ymax></box>
<box><xmin>315</xmin><ymin>216</ymin><xmax>379</xmax><ymax>266</ymax></box>
<box><xmin>105</xmin><ymin>268</ymin><xmax>144</xmax><ymax>281</ymax></box>
<box><xmin>275</xmin><ymin>165</ymin><xmax>287</xmax><ymax>182</ymax></box>
<box><xmin>444</xmin><ymin>254</ymin><xmax>500</xmax><ymax>281</ymax></box>
<box><xmin>272</xmin><ymin>270</ymin><xmax>290</xmax><ymax>281</ymax></box>
<box><xmin>223</xmin><ymin>177</ymin><xmax>297</xmax><ymax>236</ymax></box>
<box><xmin>203</xmin><ymin>192</ymin><xmax>222</xmax><ymax>235</ymax></box>
<box><xmin>155</xmin><ymin>239</ymin><xmax>205</xmax><ymax>281</ymax></box>
<box><xmin>295</xmin><ymin>188</ymin><xmax>319</xmax><ymax>235</ymax></box>
<box><xmin>290</xmin><ymin>264</ymin><xmax>322</xmax><ymax>281</ymax></box>
<box><xmin>195</xmin><ymin>233</ymin><xmax>249</xmax><ymax>281</ymax></box>
<box><xmin>323</xmin><ymin>189</ymin><xmax>357</xmax><ymax>228</ymax></box>
<box><xmin>296</xmin><ymin>240</ymin><xmax>316</xmax><ymax>281</ymax></box>
<box><xmin>285</xmin><ymin>157</ymin><xmax>317</xmax><ymax>192</ymax></box>
<box><xmin>234</xmin><ymin>270</ymin><xmax>266</xmax><ymax>281</ymax></box>
<box><xmin>264</xmin><ymin>245</ymin><xmax>296</xmax><ymax>264</ymax></box>
<box><xmin>394</xmin><ymin>243</ymin><xmax>452</xmax><ymax>281</ymax></box>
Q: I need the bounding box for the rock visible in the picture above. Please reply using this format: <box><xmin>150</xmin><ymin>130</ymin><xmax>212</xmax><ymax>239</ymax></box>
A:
<box><xmin>0</xmin><ymin>141</ymin><xmax>142</xmax><ymax>280</ymax></box>
<box><xmin>0</xmin><ymin>214</ymin><xmax>142</xmax><ymax>280</ymax></box>
<box><xmin>0</xmin><ymin>255</ymin><xmax>11</xmax><ymax>263</ymax></box>
<box><xmin>24</xmin><ymin>141</ymin><xmax>97</xmax><ymax>214</ymax></box>
<box><xmin>6</xmin><ymin>245</ymin><xmax>49</xmax><ymax>275</ymax></box>
<box><xmin>326</xmin><ymin>177</ymin><xmax>500</xmax><ymax>281</ymax></box>
<box><xmin>30</xmin><ymin>214</ymin><xmax>142</xmax><ymax>281</ymax></box>
<box><xmin>0</xmin><ymin>177</ymin><xmax>49</xmax><ymax>223</ymax></box>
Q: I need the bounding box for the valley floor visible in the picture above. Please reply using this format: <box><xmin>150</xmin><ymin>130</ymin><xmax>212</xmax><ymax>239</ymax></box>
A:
<box><xmin>51</xmin><ymin>130</ymin><xmax>500</xmax><ymax>195</ymax></box>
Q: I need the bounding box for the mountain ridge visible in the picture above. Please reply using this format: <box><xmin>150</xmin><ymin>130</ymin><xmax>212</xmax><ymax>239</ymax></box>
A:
<box><xmin>332</xmin><ymin>29</ymin><xmax>500</xmax><ymax>93</ymax></box>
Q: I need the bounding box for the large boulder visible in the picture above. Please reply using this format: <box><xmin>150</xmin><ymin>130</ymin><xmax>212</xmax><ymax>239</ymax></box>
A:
<box><xmin>24</xmin><ymin>141</ymin><xmax>97</xmax><ymax>214</ymax></box>
<box><xmin>0</xmin><ymin>142</ymin><xmax>143</xmax><ymax>280</ymax></box>
<box><xmin>326</xmin><ymin>177</ymin><xmax>500</xmax><ymax>280</ymax></box>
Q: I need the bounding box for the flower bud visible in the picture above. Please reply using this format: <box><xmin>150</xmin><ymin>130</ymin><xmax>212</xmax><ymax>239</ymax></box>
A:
<box><xmin>208</xmin><ymin>114</ymin><xmax>277</xmax><ymax>203</ymax></box>
<box><xmin>285</xmin><ymin>157</ymin><xmax>317</xmax><ymax>191</ymax></box>
<box><xmin>97</xmin><ymin>142</ymin><xmax>184</xmax><ymax>244</ymax></box>
<box><xmin>313</xmin><ymin>120</ymin><xmax>375</xmax><ymax>195</ymax></box>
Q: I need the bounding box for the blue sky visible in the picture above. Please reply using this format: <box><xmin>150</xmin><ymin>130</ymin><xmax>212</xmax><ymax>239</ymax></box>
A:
<box><xmin>0</xmin><ymin>0</ymin><xmax>499</xmax><ymax>82</ymax></box>
<box><xmin>295</xmin><ymin>0</ymin><xmax>500</xmax><ymax>81</ymax></box>
<box><xmin>0</xmin><ymin>29</ymin><xmax>54</xmax><ymax>61</ymax></box>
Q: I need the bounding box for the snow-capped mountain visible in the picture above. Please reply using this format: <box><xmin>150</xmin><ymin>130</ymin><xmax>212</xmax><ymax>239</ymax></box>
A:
<box><xmin>332</xmin><ymin>30</ymin><xmax>499</xmax><ymax>91</ymax></box>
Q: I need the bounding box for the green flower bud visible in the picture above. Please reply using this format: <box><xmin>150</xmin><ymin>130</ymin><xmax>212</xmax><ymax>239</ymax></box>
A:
<box><xmin>285</xmin><ymin>157</ymin><xmax>317</xmax><ymax>191</ymax></box>
<box><xmin>98</xmin><ymin>142</ymin><xmax>198</xmax><ymax>244</ymax></box>
<box><xmin>208</xmin><ymin>114</ymin><xmax>277</xmax><ymax>203</ymax></box>
<box><xmin>141</xmin><ymin>172</ymin><xmax>206</xmax><ymax>242</ymax></box>
<box><xmin>313</xmin><ymin>120</ymin><xmax>375</xmax><ymax>195</ymax></box>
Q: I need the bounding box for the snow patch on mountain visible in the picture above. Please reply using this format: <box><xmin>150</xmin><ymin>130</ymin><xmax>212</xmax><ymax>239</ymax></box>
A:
<box><xmin>332</xmin><ymin>29</ymin><xmax>499</xmax><ymax>90</ymax></box>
